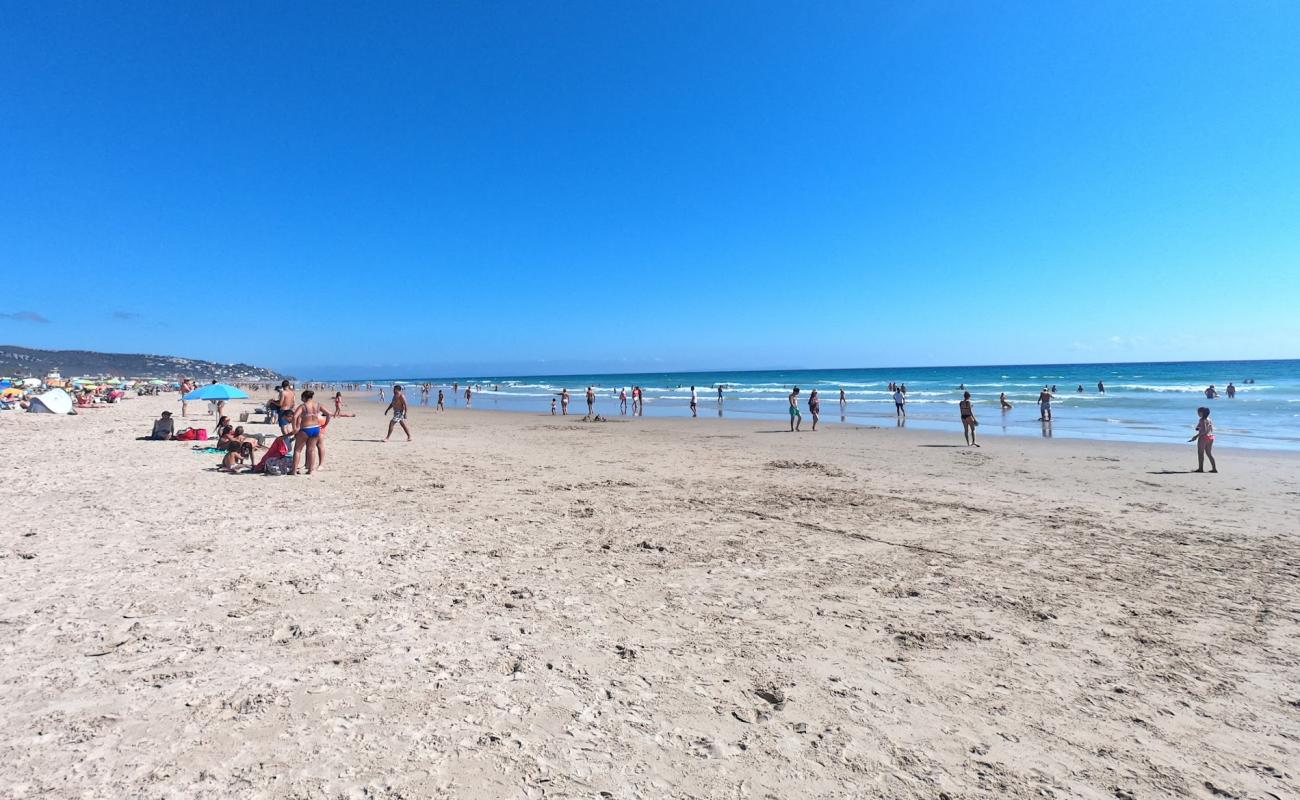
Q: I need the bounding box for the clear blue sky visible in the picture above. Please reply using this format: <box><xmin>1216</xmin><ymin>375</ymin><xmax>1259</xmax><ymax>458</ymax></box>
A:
<box><xmin>2</xmin><ymin>2</ymin><xmax>1298</xmax><ymax>377</ymax></box>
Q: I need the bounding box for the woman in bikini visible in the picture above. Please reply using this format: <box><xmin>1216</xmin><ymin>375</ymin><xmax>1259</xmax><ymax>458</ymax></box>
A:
<box><xmin>808</xmin><ymin>389</ymin><xmax>821</xmax><ymax>431</ymax></box>
<box><xmin>1190</xmin><ymin>406</ymin><xmax>1217</xmax><ymax>473</ymax></box>
<box><xmin>292</xmin><ymin>389</ymin><xmax>332</xmax><ymax>475</ymax></box>
<box><xmin>959</xmin><ymin>391</ymin><xmax>979</xmax><ymax>447</ymax></box>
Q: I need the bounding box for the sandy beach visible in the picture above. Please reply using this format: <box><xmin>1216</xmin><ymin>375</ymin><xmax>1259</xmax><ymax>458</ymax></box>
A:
<box><xmin>2</xmin><ymin>394</ymin><xmax>1298</xmax><ymax>799</ymax></box>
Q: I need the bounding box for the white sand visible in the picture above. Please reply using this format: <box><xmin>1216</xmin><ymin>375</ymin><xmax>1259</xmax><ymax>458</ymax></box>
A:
<box><xmin>2</xmin><ymin>395</ymin><xmax>1298</xmax><ymax>798</ymax></box>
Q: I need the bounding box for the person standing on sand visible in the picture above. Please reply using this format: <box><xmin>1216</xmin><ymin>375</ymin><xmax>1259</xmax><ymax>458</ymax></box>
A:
<box><xmin>893</xmin><ymin>387</ymin><xmax>906</xmax><ymax>417</ymax></box>
<box><xmin>809</xmin><ymin>389</ymin><xmax>821</xmax><ymax>430</ymax></box>
<box><xmin>332</xmin><ymin>392</ymin><xmax>355</xmax><ymax>417</ymax></box>
<box><xmin>959</xmin><ymin>391</ymin><xmax>979</xmax><ymax>447</ymax></box>
<box><xmin>690</xmin><ymin>386</ymin><xmax>698</xmax><ymax>417</ymax></box>
<box><xmin>586</xmin><ymin>386</ymin><xmax>596</xmax><ymax>416</ymax></box>
<box><xmin>292</xmin><ymin>389</ymin><xmax>332</xmax><ymax>474</ymax></box>
<box><xmin>560</xmin><ymin>388</ymin><xmax>570</xmax><ymax>415</ymax></box>
<box><xmin>619</xmin><ymin>388</ymin><xmax>627</xmax><ymax>414</ymax></box>
<box><xmin>788</xmin><ymin>387</ymin><xmax>802</xmax><ymax>432</ymax></box>
<box><xmin>276</xmin><ymin>380</ymin><xmax>296</xmax><ymax>435</ymax></box>
<box><xmin>1038</xmin><ymin>387</ymin><xmax>1053</xmax><ymax>422</ymax></box>
<box><xmin>437</xmin><ymin>388</ymin><xmax>445</xmax><ymax>411</ymax></box>
<box><xmin>1190</xmin><ymin>406</ymin><xmax>1218</xmax><ymax>472</ymax></box>
<box><xmin>383</xmin><ymin>384</ymin><xmax>412</xmax><ymax>442</ymax></box>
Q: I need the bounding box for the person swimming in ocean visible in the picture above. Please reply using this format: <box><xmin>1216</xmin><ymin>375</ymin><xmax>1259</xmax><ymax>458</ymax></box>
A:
<box><xmin>383</xmin><ymin>384</ymin><xmax>412</xmax><ymax>442</ymax></box>
<box><xmin>1190</xmin><ymin>406</ymin><xmax>1217</xmax><ymax>473</ymax></box>
<box><xmin>292</xmin><ymin>389</ymin><xmax>332</xmax><ymax>474</ymax></box>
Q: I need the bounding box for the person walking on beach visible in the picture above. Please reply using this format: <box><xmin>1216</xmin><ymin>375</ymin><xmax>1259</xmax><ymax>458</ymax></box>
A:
<box><xmin>464</xmin><ymin>386</ymin><xmax>473</xmax><ymax>407</ymax></box>
<box><xmin>332</xmin><ymin>392</ymin><xmax>355</xmax><ymax>417</ymax></box>
<box><xmin>893</xmin><ymin>387</ymin><xmax>906</xmax><ymax>417</ymax></box>
<box><xmin>808</xmin><ymin>389</ymin><xmax>821</xmax><ymax>430</ymax></box>
<box><xmin>560</xmin><ymin>388</ymin><xmax>570</xmax><ymax>415</ymax></box>
<box><xmin>1190</xmin><ymin>406</ymin><xmax>1217</xmax><ymax>472</ymax></box>
<box><xmin>839</xmin><ymin>388</ymin><xmax>847</xmax><ymax>412</ymax></box>
<box><xmin>292</xmin><ymin>389</ymin><xmax>332</xmax><ymax>474</ymax></box>
<box><xmin>619</xmin><ymin>388</ymin><xmax>627</xmax><ymax>414</ymax></box>
<box><xmin>1038</xmin><ymin>387</ymin><xmax>1053</xmax><ymax>422</ymax></box>
<box><xmin>586</xmin><ymin>386</ymin><xmax>596</xmax><ymax>416</ymax></box>
<box><xmin>690</xmin><ymin>386</ymin><xmax>698</xmax><ymax>417</ymax></box>
<box><xmin>717</xmin><ymin>385</ymin><xmax>724</xmax><ymax>403</ymax></box>
<box><xmin>383</xmin><ymin>384</ymin><xmax>412</xmax><ymax>442</ymax></box>
<box><xmin>788</xmin><ymin>387</ymin><xmax>802</xmax><ymax>432</ymax></box>
<box><xmin>436</xmin><ymin>388</ymin><xmax>445</xmax><ymax>411</ymax></box>
<box><xmin>959</xmin><ymin>391</ymin><xmax>979</xmax><ymax>447</ymax></box>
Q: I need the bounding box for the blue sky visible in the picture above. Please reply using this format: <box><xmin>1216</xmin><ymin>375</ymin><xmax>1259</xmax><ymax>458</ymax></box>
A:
<box><xmin>2</xmin><ymin>1</ymin><xmax>1298</xmax><ymax>377</ymax></box>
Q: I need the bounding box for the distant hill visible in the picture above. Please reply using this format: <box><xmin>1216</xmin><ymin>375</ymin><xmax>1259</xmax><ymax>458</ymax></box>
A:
<box><xmin>0</xmin><ymin>345</ymin><xmax>291</xmax><ymax>382</ymax></box>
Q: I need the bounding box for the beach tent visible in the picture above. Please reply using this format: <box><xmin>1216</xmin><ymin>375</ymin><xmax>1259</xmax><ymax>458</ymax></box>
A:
<box><xmin>183</xmin><ymin>383</ymin><xmax>249</xmax><ymax>401</ymax></box>
<box><xmin>27</xmin><ymin>388</ymin><xmax>73</xmax><ymax>415</ymax></box>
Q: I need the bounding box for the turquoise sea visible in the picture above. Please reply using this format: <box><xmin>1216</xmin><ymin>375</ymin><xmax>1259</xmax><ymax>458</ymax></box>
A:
<box><xmin>345</xmin><ymin>360</ymin><xmax>1300</xmax><ymax>450</ymax></box>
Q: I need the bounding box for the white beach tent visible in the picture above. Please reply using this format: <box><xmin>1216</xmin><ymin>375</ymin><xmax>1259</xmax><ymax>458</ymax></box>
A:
<box><xmin>27</xmin><ymin>388</ymin><xmax>73</xmax><ymax>414</ymax></box>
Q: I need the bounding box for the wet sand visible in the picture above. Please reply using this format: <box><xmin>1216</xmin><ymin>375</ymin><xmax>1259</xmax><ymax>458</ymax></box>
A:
<box><xmin>2</xmin><ymin>394</ymin><xmax>1298</xmax><ymax>798</ymax></box>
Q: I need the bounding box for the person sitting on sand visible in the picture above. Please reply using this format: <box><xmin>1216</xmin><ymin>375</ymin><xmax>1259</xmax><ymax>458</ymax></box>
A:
<box><xmin>383</xmin><ymin>384</ymin><xmax>411</xmax><ymax>443</ymax></box>
<box><xmin>1190</xmin><ymin>406</ymin><xmax>1218</xmax><ymax>473</ymax></box>
<box><xmin>293</xmin><ymin>390</ymin><xmax>332</xmax><ymax>473</ymax></box>
<box><xmin>960</xmin><ymin>391</ymin><xmax>979</xmax><ymax>447</ymax></box>
<box><xmin>788</xmin><ymin>387</ymin><xmax>802</xmax><ymax>432</ymax></box>
<box><xmin>808</xmin><ymin>389</ymin><xmax>821</xmax><ymax>430</ymax></box>
<box><xmin>150</xmin><ymin>410</ymin><xmax>176</xmax><ymax>440</ymax></box>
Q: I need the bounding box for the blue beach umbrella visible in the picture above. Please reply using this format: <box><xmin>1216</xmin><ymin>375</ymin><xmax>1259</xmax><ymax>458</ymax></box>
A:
<box><xmin>183</xmin><ymin>383</ymin><xmax>250</xmax><ymax>401</ymax></box>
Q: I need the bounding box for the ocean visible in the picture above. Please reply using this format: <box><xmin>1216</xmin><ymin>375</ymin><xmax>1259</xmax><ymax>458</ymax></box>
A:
<box><xmin>342</xmin><ymin>360</ymin><xmax>1300</xmax><ymax>451</ymax></box>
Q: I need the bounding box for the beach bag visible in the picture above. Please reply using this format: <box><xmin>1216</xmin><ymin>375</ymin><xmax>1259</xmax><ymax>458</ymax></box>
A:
<box><xmin>264</xmin><ymin>456</ymin><xmax>293</xmax><ymax>476</ymax></box>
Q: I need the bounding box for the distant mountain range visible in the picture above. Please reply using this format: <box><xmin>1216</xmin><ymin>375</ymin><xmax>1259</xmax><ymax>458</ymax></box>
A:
<box><xmin>0</xmin><ymin>345</ymin><xmax>291</xmax><ymax>382</ymax></box>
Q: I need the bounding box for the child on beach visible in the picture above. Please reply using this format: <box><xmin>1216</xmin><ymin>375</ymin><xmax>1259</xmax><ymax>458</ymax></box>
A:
<box><xmin>551</xmin><ymin>398</ymin><xmax>557</xmax><ymax>415</ymax></box>
<box><xmin>788</xmin><ymin>387</ymin><xmax>802</xmax><ymax>432</ymax></box>
<box><xmin>1190</xmin><ymin>407</ymin><xmax>1217</xmax><ymax>473</ymax></box>
<box><xmin>332</xmin><ymin>392</ymin><xmax>355</xmax><ymax>417</ymax></box>
<box><xmin>384</xmin><ymin>384</ymin><xmax>412</xmax><ymax>442</ymax></box>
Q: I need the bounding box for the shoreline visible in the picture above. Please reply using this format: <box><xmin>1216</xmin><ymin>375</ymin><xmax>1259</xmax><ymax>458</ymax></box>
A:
<box><xmin>331</xmin><ymin>390</ymin><xmax>1300</xmax><ymax>455</ymax></box>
